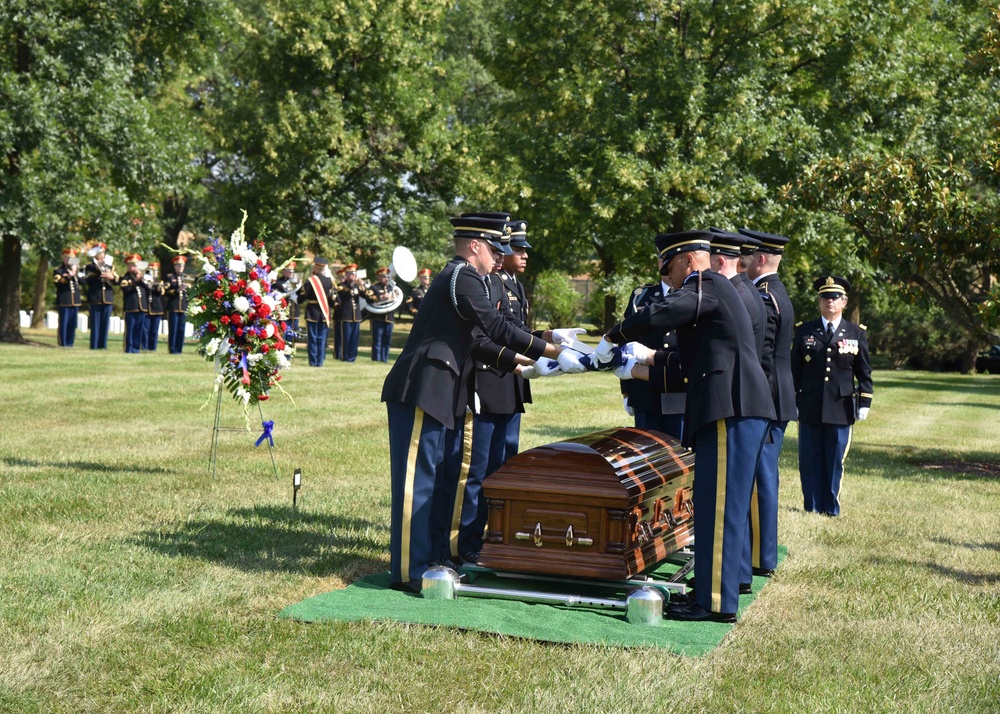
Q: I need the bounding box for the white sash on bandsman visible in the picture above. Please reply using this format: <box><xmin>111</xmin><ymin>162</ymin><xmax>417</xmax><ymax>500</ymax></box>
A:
<box><xmin>308</xmin><ymin>275</ymin><xmax>331</xmax><ymax>326</ymax></box>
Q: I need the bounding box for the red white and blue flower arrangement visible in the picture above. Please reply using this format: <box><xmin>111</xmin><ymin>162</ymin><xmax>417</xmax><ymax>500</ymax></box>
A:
<box><xmin>183</xmin><ymin>211</ymin><xmax>296</xmax><ymax>418</ymax></box>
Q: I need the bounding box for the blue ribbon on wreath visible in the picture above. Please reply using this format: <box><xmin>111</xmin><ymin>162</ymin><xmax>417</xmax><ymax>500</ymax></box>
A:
<box><xmin>255</xmin><ymin>420</ymin><xmax>275</xmax><ymax>447</ymax></box>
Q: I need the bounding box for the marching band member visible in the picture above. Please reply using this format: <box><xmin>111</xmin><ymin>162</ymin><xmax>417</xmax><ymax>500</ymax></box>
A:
<box><xmin>332</xmin><ymin>266</ymin><xmax>347</xmax><ymax>359</ymax></box>
<box><xmin>119</xmin><ymin>254</ymin><xmax>149</xmax><ymax>354</ymax></box>
<box><xmin>83</xmin><ymin>243</ymin><xmax>117</xmax><ymax>350</ymax></box>
<box><xmin>298</xmin><ymin>257</ymin><xmax>336</xmax><ymax>367</ymax></box>
<box><xmin>53</xmin><ymin>248</ymin><xmax>82</xmax><ymax>347</ymax></box>
<box><xmin>144</xmin><ymin>261</ymin><xmax>164</xmax><ymax>351</ymax></box>
<box><xmin>164</xmin><ymin>255</ymin><xmax>189</xmax><ymax>354</ymax></box>
<box><xmin>335</xmin><ymin>264</ymin><xmax>364</xmax><ymax>362</ymax></box>
<box><xmin>272</xmin><ymin>262</ymin><xmax>300</xmax><ymax>339</ymax></box>
<box><xmin>367</xmin><ymin>267</ymin><xmax>395</xmax><ymax>362</ymax></box>
<box><xmin>406</xmin><ymin>268</ymin><xmax>432</xmax><ymax>317</ymax></box>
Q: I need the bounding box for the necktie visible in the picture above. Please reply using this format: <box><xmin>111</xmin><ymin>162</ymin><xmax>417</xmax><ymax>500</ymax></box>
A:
<box><xmin>826</xmin><ymin>322</ymin><xmax>834</xmax><ymax>339</ymax></box>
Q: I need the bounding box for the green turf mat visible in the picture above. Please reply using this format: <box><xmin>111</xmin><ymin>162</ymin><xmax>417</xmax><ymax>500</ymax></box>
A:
<box><xmin>280</xmin><ymin>547</ymin><xmax>786</xmax><ymax>655</ymax></box>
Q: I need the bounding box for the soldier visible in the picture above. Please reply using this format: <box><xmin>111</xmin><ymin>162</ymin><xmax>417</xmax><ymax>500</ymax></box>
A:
<box><xmin>367</xmin><ymin>267</ymin><xmax>395</xmax><ymax>362</ymax></box>
<box><xmin>381</xmin><ymin>214</ymin><xmax>584</xmax><ymax>593</ymax></box>
<box><xmin>53</xmin><ymin>248</ymin><xmax>82</xmax><ymax>347</ymax></box>
<box><xmin>406</xmin><ymin>268</ymin><xmax>432</xmax><ymax>317</ymax></box>
<box><xmin>83</xmin><ymin>243</ymin><xmax>118</xmax><ymax>350</ymax></box>
<box><xmin>738</xmin><ymin>227</ymin><xmax>797</xmax><ymax>583</ymax></box>
<box><xmin>618</xmin><ymin>240</ymin><xmax>687</xmax><ymax>441</ymax></box>
<box><xmin>600</xmin><ymin>230</ymin><xmax>775</xmax><ymax>622</ymax></box>
<box><xmin>709</xmin><ymin>230</ymin><xmax>765</xmax><ymax>360</ymax></box>
<box><xmin>792</xmin><ymin>276</ymin><xmax>874</xmax><ymax>517</ymax></box>
<box><xmin>272</xmin><ymin>262</ymin><xmax>300</xmax><ymax>340</ymax></box>
<box><xmin>119</xmin><ymin>254</ymin><xmax>150</xmax><ymax>354</ymax></box>
<box><xmin>298</xmin><ymin>257</ymin><xmax>336</xmax><ymax>367</ymax></box>
<box><xmin>335</xmin><ymin>264</ymin><xmax>364</xmax><ymax>362</ymax></box>
<box><xmin>144</xmin><ymin>261</ymin><xmax>165</xmax><ymax>351</ymax></box>
<box><xmin>164</xmin><ymin>255</ymin><xmax>189</xmax><ymax>354</ymax></box>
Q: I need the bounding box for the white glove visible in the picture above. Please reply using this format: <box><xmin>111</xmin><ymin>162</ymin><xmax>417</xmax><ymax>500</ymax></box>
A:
<box><xmin>520</xmin><ymin>364</ymin><xmax>539</xmax><ymax>379</ymax></box>
<box><xmin>594</xmin><ymin>337</ymin><xmax>615</xmax><ymax>366</ymax></box>
<box><xmin>474</xmin><ymin>392</ymin><xmax>481</xmax><ymax>414</ymax></box>
<box><xmin>623</xmin><ymin>398</ymin><xmax>635</xmax><ymax>417</ymax></box>
<box><xmin>613</xmin><ymin>356</ymin><xmax>637</xmax><ymax>380</ymax></box>
<box><xmin>856</xmin><ymin>407</ymin><xmax>869</xmax><ymax>421</ymax></box>
<box><xmin>557</xmin><ymin>349</ymin><xmax>587</xmax><ymax>374</ymax></box>
<box><xmin>551</xmin><ymin>327</ymin><xmax>587</xmax><ymax>346</ymax></box>
<box><xmin>534</xmin><ymin>358</ymin><xmax>563</xmax><ymax>377</ymax></box>
<box><xmin>622</xmin><ymin>342</ymin><xmax>655</xmax><ymax>365</ymax></box>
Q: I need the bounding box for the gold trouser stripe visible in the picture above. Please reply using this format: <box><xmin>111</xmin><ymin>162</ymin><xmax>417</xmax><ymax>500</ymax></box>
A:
<box><xmin>750</xmin><ymin>482</ymin><xmax>761</xmax><ymax>568</ymax></box>
<box><xmin>400</xmin><ymin>408</ymin><xmax>425</xmax><ymax>583</ymax></box>
<box><xmin>836</xmin><ymin>425</ymin><xmax>853</xmax><ymax>506</ymax></box>
<box><xmin>449</xmin><ymin>416</ymin><xmax>474</xmax><ymax>557</ymax></box>
<box><xmin>711</xmin><ymin>420</ymin><xmax>727</xmax><ymax>612</ymax></box>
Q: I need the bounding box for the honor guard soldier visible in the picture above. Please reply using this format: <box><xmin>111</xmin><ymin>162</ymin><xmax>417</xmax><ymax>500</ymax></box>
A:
<box><xmin>335</xmin><ymin>264</ymin><xmax>364</xmax><ymax>362</ymax></box>
<box><xmin>709</xmin><ymin>230</ymin><xmax>765</xmax><ymax>360</ymax></box>
<box><xmin>298</xmin><ymin>257</ymin><xmax>335</xmax><ymax>366</ymax></box>
<box><xmin>164</xmin><ymin>255</ymin><xmax>189</xmax><ymax>354</ymax></box>
<box><xmin>618</xmin><ymin>238</ymin><xmax>688</xmax><ymax>440</ymax></box>
<box><xmin>272</xmin><ymin>262</ymin><xmax>300</xmax><ymax>339</ymax></box>
<box><xmin>381</xmin><ymin>214</ymin><xmax>584</xmax><ymax>593</ymax></box>
<box><xmin>599</xmin><ymin>230</ymin><xmax>775</xmax><ymax>622</ymax></box>
<box><xmin>738</xmin><ymin>227</ymin><xmax>796</xmax><ymax>583</ymax></box>
<box><xmin>119</xmin><ymin>254</ymin><xmax>150</xmax><ymax>353</ymax></box>
<box><xmin>83</xmin><ymin>242</ymin><xmax>118</xmax><ymax>350</ymax></box>
<box><xmin>367</xmin><ymin>267</ymin><xmax>395</xmax><ymax>362</ymax></box>
<box><xmin>406</xmin><ymin>268</ymin><xmax>432</xmax><ymax>317</ymax></box>
<box><xmin>792</xmin><ymin>276</ymin><xmax>874</xmax><ymax>516</ymax></box>
<box><xmin>144</xmin><ymin>261</ymin><xmax>164</xmax><ymax>351</ymax></box>
<box><xmin>53</xmin><ymin>248</ymin><xmax>82</xmax><ymax>347</ymax></box>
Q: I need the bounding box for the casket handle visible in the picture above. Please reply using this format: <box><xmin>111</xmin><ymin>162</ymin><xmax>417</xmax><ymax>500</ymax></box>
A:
<box><xmin>514</xmin><ymin>522</ymin><xmax>544</xmax><ymax>546</ymax></box>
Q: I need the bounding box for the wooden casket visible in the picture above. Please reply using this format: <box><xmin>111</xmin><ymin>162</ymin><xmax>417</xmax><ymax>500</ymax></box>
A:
<box><xmin>478</xmin><ymin>427</ymin><xmax>695</xmax><ymax>581</ymax></box>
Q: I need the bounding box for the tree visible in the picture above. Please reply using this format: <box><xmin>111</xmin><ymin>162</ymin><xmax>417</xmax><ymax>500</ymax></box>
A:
<box><xmin>0</xmin><ymin>0</ymin><xmax>224</xmax><ymax>342</ymax></box>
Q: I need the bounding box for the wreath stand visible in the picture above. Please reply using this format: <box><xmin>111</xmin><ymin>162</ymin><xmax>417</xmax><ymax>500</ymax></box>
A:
<box><xmin>207</xmin><ymin>386</ymin><xmax>280</xmax><ymax>481</ymax></box>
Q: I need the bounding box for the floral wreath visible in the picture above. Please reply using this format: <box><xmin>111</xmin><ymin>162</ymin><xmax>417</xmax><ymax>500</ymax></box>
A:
<box><xmin>174</xmin><ymin>210</ymin><xmax>297</xmax><ymax>416</ymax></box>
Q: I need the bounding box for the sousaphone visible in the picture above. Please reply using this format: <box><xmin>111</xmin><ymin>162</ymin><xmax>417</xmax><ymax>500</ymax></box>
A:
<box><xmin>359</xmin><ymin>246</ymin><xmax>416</xmax><ymax>315</ymax></box>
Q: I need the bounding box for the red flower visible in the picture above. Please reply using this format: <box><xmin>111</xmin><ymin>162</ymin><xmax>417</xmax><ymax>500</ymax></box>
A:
<box><xmin>207</xmin><ymin>323</ymin><xmax>217</xmax><ymax>333</ymax></box>
<box><xmin>257</xmin><ymin>304</ymin><xmax>271</xmax><ymax>318</ymax></box>
<box><xmin>202</xmin><ymin>246</ymin><xmax>213</xmax><ymax>253</ymax></box>
<box><xmin>252</xmin><ymin>295</ymin><xmax>262</xmax><ymax>306</ymax></box>
<box><xmin>213</xmin><ymin>289</ymin><xmax>224</xmax><ymax>300</ymax></box>
<box><xmin>261</xmin><ymin>344</ymin><xmax>270</xmax><ymax>353</ymax></box>
<box><xmin>220</xmin><ymin>315</ymin><xmax>230</xmax><ymax>325</ymax></box>
<box><xmin>229</xmin><ymin>284</ymin><xmax>239</xmax><ymax>294</ymax></box>
<box><xmin>258</xmin><ymin>394</ymin><xmax>269</xmax><ymax>401</ymax></box>
<box><xmin>248</xmin><ymin>310</ymin><xmax>257</xmax><ymax>322</ymax></box>
<box><xmin>280</xmin><ymin>298</ymin><xmax>287</xmax><ymax>308</ymax></box>
<box><xmin>228</xmin><ymin>338</ymin><xmax>235</xmax><ymax>344</ymax></box>
<box><xmin>238</xmin><ymin>279</ymin><xmax>247</xmax><ymax>289</ymax></box>
<box><xmin>231</xmin><ymin>314</ymin><xmax>242</xmax><ymax>326</ymax></box>
<box><xmin>275</xmin><ymin>340</ymin><xmax>286</xmax><ymax>351</ymax></box>
<box><xmin>236</xmin><ymin>327</ymin><xmax>244</xmax><ymax>337</ymax></box>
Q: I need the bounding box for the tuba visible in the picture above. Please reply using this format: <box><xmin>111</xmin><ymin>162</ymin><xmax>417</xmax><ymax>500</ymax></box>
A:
<box><xmin>359</xmin><ymin>246</ymin><xmax>416</xmax><ymax>315</ymax></box>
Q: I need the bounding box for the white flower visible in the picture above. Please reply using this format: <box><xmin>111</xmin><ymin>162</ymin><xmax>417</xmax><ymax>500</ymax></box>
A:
<box><xmin>264</xmin><ymin>322</ymin><xmax>275</xmax><ymax>338</ymax></box>
<box><xmin>241</xmin><ymin>249</ymin><xmax>259</xmax><ymax>265</ymax></box>
<box><xmin>248</xmin><ymin>280</ymin><xmax>261</xmax><ymax>295</ymax></box>
<box><xmin>276</xmin><ymin>353</ymin><xmax>290</xmax><ymax>369</ymax></box>
<box><xmin>233</xmin><ymin>296</ymin><xmax>250</xmax><ymax>313</ymax></box>
<box><xmin>205</xmin><ymin>337</ymin><xmax>222</xmax><ymax>356</ymax></box>
<box><xmin>187</xmin><ymin>304</ymin><xmax>204</xmax><ymax>316</ymax></box>
<box><xmin>235</xmin><ymin>387</ymin><xmax>251</xmax><ymax>404</ymax></box>
<box><xmin>201</xmin><ymin>258</ymin><xmax>215</xmax><ymax>274</ymax></box>
<box><xmin>261</xmin><ymin>295</ymin><xmax>276</xmax><ymax>310</ymax></box>
<box><xmin>247</xmin><ymin>353</ymin><xmax>264</xmax><ymax>365</ymax></box>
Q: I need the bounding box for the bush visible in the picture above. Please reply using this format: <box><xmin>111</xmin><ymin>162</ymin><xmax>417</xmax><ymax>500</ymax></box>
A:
<box><xmin>532</xmin><ymin>270</ymin><xmax>583</xmax><ymax>328</ymax></box>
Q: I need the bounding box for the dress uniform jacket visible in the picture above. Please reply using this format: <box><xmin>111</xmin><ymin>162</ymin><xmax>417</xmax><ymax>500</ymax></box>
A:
<box><xmin>620</xmin><ymin>282</ymin><xmax>686</xmax><ymax>417</ymax></box>
<box><xmin>607</xmin><ymin>270</ymin><xmax>775</xmax><ymax>445</ymax></box>
<box><xmin>381</xmin><ymin>257</ymin><xmax>548</xmax><ymax>431</ymax></box>
<box><xmin>407</xmin><ymin>285</ymin><xmax>427</xmax><ymax>316</ymax></box>
<box><xmin>164</xmin><ymin>273</ymin><xmax>189</xmax><ymax>312</ymax></box>
<box><xmin>54</xmin><ymin>265</ymin><xmax>82</xmax><ymax>307</ymax></box>
<box><xmin>273</xmin><ymin>276</ymin><xmax>300</xmax><ymax>320</ymax></box>
<box><xmin>147</xmin><ymin>276</ymin><xmax>164</xmax><ymax>316</ymax></box>
<box><xmin>335</xmin><ymin>282</ymin><xmax>364</xmax><ymax>322</ymax></box>
<box><xmin>84</xmin><ymin>261</ymin><xmax>117</xmax><ymax>304</ymax></box>
<box><xmin>733</xmin><ymin>272</ymin><xmax>765</xmax><ymax>361</ymax></box>
<box><xmin>300</xmin><ymin>274</ymin><xmax>335</xmax><ymax>323</ymax></box>
<box><xmin>756</xmin><ymin>274</ymin><xmax>797</xmax><ymax>421</ymax></box>
<box><xmin>119</xmin><ymin>271</ymin><xmax>150</xmax><ymax>312</ymax></box>
<box><xmin>469</xmin><ymin>272</ymin><xmax>532</xmax><ymax>415</ymax></box>
<box><xmin>792</xmin><ymin>319</ymin><xmax>873</xmax><ymax>425</ymax></box>
<box><xmin>366</xmin><ymin>282</ymin><xmax>396</xmax><ymax>324</ymax></box>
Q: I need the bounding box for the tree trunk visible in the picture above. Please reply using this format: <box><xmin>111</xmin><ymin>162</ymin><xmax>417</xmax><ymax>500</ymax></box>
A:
<box><xmin>961</xmin><ymin>340</ymin><xmax>978</xmax><ymax>375</ymax></box>
<box><xmin>0</xmin><ymin>235</ymin><xmax>25</xmax><ymax>343</ymax></box>
<box><xmin>30</xmin><ymin>254</ymin><xmax>49</xmax><ymax>328</ymax></box>
<box><xmin>602</xmin><ymin>293</ymin><xmax>617</xmax><ymax>332</ymax></box>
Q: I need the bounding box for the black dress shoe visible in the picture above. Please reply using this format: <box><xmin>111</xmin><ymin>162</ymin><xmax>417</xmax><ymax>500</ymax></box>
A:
<box><xmin>666</xmin><ymin>602</ymin><xmax>736</xmax><ymax>623</ymax></box>
<box><xmin>752</xmin><ymin>567</ymin><xmax>776</xmax><ymax>577</ymax></box>
<box><xmin>739</xmin><ymin>582</ymin><xmax>753</xmax><ymax>595</ymax></box>
<box><xmin>459</xmin><ymin>551</ymin><xmax>480</xmax><ymax>565</ymax></box>
<box><xmin>389</xmin><ymin>581</ymin><xmax>421</xmax><ymax>594</ymax></box>
<box><xmin>668</xmin><ymin>589</ymin><xmax>695</xmax><ymax>606</ymax></box>
<box><xmin>428</xmin><ymin>557</ymin><xmax>461</xmax><ymax>570</ymax></box>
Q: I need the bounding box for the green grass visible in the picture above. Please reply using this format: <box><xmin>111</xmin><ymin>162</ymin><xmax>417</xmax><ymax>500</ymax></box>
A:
<box><xmin>2</xmin><ymin>327</ymin><xmax>999</xmax><ymax>713</ymax></box>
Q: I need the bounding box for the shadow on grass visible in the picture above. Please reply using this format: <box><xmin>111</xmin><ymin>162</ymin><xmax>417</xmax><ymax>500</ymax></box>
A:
<box><xmin>872</xmin><ymin>555</ymin><xmax>1000</xmax><ymax>587</ymax></box>
<box><xmin>845</xmin><ymin>443</ymin><xmax>1000</xmax><ymax>483</ymax></box>
<box><xmin>929</xmin><ymin>536</ymin><xmax>1000</xmax><ymax>553</ymax></box>
<box><xmin>1</xmin><ymin>456</ymin><xmax>173</xmax><ymax>475</ymax></box>
<box><xmin>876</xmin><ymin>376</ymin><xmax>1000</xmax><ymax>395</ymax></box>
<box><xmin>133</xmin><ymin>504</ymin><xmax>388</xmax><ymax>579</ymax></box>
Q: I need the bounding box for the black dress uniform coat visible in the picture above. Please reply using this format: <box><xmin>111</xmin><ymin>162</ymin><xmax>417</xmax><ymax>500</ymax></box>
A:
<box><xmin>733</xmin><ymin>272</ymin><xmax>765</xmax><ymax>362</ymax></box>
<box><xmin>406</xmin><ymin>285</ymin><xmax>427</xmax><ymax>316</ymax></box>
<box><xmin>469</xmin><ymin>272</ymin><xmax>532</xmax><ymax>415</ymax></box>
<box><xmin>119</xmin><ymin>270</ymin><xmax>150</xmax><ymax>313</ymax></box>
<box><xmin>54</xmin><ymin>265</ymin><xmax>82</xmax><ymax>307</ymax></box>
<box><xmin>273</xmin><ymin>276</ymin><xmax>300</xmax><ymax>320</ymax></box>
<box><xmin>607</xmin><ymin>270</ymin><xmax>775</xmax><ymax>446</ymax></box>
<box><xmin>756</xmin><ymin>274</ymin><xmax>797</xmax><ymax>421</ymax></box>
<box><xmin>164</xmin><ymin>273</ymin><xmax>189</xmax><ymax>313</ymax></box>
<box><xmin>791</xmin><ymin>319</ymin><xmax>873</xmax><ymax>425</ymax></box>
<box><xmin>84</xmin><ymin>260</ymin><xmax>117</xmax><ymax>304</ymax></box>
<box><xmin>335</xmin><ymin>282</ymin><xmax>364</xmax><ymax>322</ymax></box>
<box><xmin>620</xmin><ymin>282</ymin><xmax>686</xmax><ymax>416</ymax></box>
<box><xmin>147</xmin><ymin>275</ymin><xmax>164</xmax><ymax>316</ymax></box>
<box><xmin>366</xmin><ymin>281</ymin><xmax>396</xmax><ymax>325</ymax></box>
<box><xmin>299</xmin><ymin>273</ymin><xmax>335</xmax><ymax>323</ymax></box>
<box><xmin>382</xmin><ymin>257</ymin><xmax>548</xmax><ymax>430</ymax></box>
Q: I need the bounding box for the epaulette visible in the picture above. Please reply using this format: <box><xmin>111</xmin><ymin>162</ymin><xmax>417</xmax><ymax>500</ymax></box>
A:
<box><xmin>795</xmin><ymin>320</ymin><xmax>803</xmax><ymax>327</ymax></box>
<box><xmin>757</xmin><ymin>280</ymin><xmax>770</xmax><ymax>293</ymax></box>
<box><xmin>859</xmin><ymin>323</ymin><xmax>867</xmax><ymax>331</ymax></box>
<box><xmin>633</xmin><ymin>282</ymin><xmax>656</xmax><ymax>296</ymax></box>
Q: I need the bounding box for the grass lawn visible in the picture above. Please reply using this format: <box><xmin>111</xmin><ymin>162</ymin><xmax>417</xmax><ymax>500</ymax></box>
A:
<box><xmin>2</xmin><ymin>325</ymin><xmax>999</xmax><ymax>713</ymax></box>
